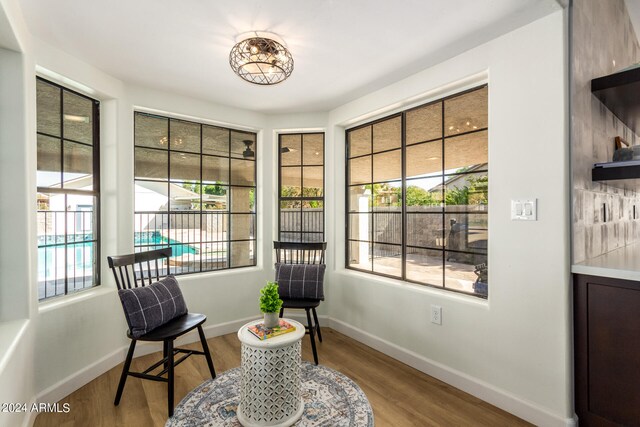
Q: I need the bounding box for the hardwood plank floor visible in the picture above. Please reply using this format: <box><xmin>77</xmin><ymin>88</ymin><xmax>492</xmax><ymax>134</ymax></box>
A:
<box><xmin>34</xmin><ymin>328</ymin><xmax>530</xmax><ymax>426</ymax></box>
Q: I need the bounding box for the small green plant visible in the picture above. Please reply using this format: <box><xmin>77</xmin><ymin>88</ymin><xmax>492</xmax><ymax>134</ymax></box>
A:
<box><xmin>259</xmin><ymin>281</ymin><xmax>283</xmax><ymax>313</ymax></box>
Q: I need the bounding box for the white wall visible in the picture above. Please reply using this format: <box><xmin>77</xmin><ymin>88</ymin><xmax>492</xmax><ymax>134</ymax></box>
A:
<box><xmin>29</xmin><ymin>36</ymin><xmax>131</xmax><ymax>400</ymax></box>
<box><xmin>0</xmin><ymin>47</ymin><xmax>30</xmax><ymax>322</ymax></box>
<box><xmin>0</xmin><ymin>1</ymin><xmax>36</xmax><ymax>426</ymax></box>
<box><xmin>0</xmin><ymin>2</ymin><xmax>571</xmax><ymax>427</ymax></box>
<box><xmin>326</xmin><ymin>10</ymin><xmax>572</xmax><ymax>426</ymax></box>
<box><xmin>0</xmin><ymin>321</ymin><xmax>34</xmax><ymax>427</ymax></box>
<box><xmin>0</xmin><ymin>0</ymin><xmax>284</xmax><ymax>415</ymax></box>
<box><xmin>29</xmin><ymin>40</ymin><xmax>281</xmax><ymax>398</ymax></box>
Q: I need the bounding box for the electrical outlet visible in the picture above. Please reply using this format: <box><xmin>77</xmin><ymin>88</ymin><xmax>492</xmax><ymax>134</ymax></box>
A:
<box><xmin>430</xmin><ymin>305</ymin><xmax>442</xmax><ymax>325</ymax></box>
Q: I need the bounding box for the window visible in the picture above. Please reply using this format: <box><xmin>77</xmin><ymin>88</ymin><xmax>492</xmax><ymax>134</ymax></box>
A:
<box><xmin>278</xmin><ymin>133</ymin><xmax>325</xmax><ymax>242</ymax></box>
<box><xmin>346</xmin><ymin>85</ymin><xmax>488</xmax><ymax>297</ymax></box>
<box><xmin>36</xmin><ymin>78</ymin><xmax>100</xmax><ymax>300</ymax></box>
<box><xmin>134</xmin><ymin>112</ymin><xmax>257</xmax><ymax>274</ymax></box>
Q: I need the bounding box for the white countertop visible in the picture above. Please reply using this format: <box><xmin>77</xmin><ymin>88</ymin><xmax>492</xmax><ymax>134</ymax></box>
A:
<box><xmin>572</xmin><ymin>242</ymin><xmax>640</xmax><ymax>281</ymax></box>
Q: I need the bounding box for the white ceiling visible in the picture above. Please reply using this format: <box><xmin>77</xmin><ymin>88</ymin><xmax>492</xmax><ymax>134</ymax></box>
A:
<box><xmin>19</xmin><ymin>0</ymin><xmax>561</xmax><ymax>114</ymax></box>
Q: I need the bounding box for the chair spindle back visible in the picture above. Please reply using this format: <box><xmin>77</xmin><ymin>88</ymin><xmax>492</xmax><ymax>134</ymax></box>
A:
<box><xmin>107</xmin><ymin>247</ymin><xmax>172</xmax><ymax>290</ymax></box>
<box><xmin>274</xmin><ymin>241</ymin><xmax>326</xmax><ymax>265</ymax></box>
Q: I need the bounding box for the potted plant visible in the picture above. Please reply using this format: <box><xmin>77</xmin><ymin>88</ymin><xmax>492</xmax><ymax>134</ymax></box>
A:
<box><xmin>473</xmin><ymin>263</ymin><xmax>488</xmax><ymax>296</ymax></box>
<box><xmin>259</xmin><ymin>281</ymin><xmax>283</xmax><ymax>328</ymax></box>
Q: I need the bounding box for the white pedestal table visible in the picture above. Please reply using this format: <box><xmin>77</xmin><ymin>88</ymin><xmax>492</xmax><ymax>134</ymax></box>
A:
<box><xmin>236</xmin><ymin>318</ymin><xmax>305</xmax><ymax>427</ymax></box>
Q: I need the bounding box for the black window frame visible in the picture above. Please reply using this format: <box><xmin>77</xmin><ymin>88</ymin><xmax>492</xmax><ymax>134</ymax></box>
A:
<box><xmin>278</xmin><ymin>132</ymin><xmax>325</xmax><ymax>243</ymax></box>
<box><xmin>345</xmin><ymin>85</ymin><xmax>488</xmax><ymax>298</ymax></box>
<box><xmin>133</xmin><ymin>111</ymin><xmax>258</xmax><ymax>275</ymax></box>
<box><xmin>36</xmin><ymin>76</ymin><xmax>101</xmax><ymax>300</ymax></box>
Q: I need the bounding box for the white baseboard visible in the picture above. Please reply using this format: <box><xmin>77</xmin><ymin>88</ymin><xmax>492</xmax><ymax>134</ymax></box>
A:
<box><xmin>182</xmin><ymin>315</ymin><xmax>259</xmax><ymax>344</ymax></box>
<box><xmin>27</xmin><ymin>315</ymin><xmax>257</xmax><ymax>427</ymax></box>
<box><xmin>26</xmin><ymin>313</ymin><xmax>574</xmax><ymax>427</ymax></box>
<box><xmin>281</xmin><ymin>312</ymin><xmax>329</xmax><ymax>324</ymax></box>
<box><xmin>328</xmin><ymin>317</ymin><xmax>576</xmax><ymax>427</ymax></box>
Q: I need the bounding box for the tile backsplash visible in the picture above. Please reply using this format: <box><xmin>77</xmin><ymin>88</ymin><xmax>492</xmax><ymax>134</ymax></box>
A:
<box><xmin>572</xmin><ymin>0</ymin><xmax>640</xmax><ymax>263</ymax></box>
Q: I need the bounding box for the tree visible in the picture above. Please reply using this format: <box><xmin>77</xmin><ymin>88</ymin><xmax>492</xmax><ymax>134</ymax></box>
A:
<box><xmin>444</xmin><ymin>175</ymin><xmax>488</xmax><ymax>206</ymax></box>
<box><xmin>182</xmin><ymin>182</ymin><xmax>228</xmax><ymax>209</ymax></box>
<box><xmin>404</xmin><ymin>185</ymin><xmax>440</xmax><ymax>207</ymax></box>
<box><xmin>182</xmin><ymin>182</ymin><xmax>226</xmax><ymax>196</ymax></box>
<box><xmin>281</xmin><ymin>185</ymin><xmax>322</xmax><ymax>208</ymax></box>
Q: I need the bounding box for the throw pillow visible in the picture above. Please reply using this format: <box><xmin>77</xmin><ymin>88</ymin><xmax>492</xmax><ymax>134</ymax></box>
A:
<box><xmin>118</xmin><ymin>275</ymin><xmax>188</xmax><ymax>338</ymax></box>
<box><xmin>275</xmin><ymin>263</ymin><xmax>326</xmax><ymax>300</ymax></box>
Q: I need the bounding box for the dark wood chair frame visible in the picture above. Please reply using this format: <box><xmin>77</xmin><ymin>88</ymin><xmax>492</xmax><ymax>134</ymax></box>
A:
<box><xmin>107</xmin><ymin>247</ymin><xmax>216</xmax><ymax>417</ymax></box>
<box><xmin>274</xmin><ymin>241</ymin><xmax>327</xmax><ymax>365</ymax></box>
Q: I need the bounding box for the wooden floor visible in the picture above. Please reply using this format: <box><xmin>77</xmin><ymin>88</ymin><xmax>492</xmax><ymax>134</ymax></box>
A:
<box><xmin>34</xmin><ymin>328</ymin><xmax>530</xmax><ymax>427</ymax></box>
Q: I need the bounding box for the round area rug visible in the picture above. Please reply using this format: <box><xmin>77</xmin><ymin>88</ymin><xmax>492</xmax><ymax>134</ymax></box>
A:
<box><xmin>166</xmin><ymin>362</ymin><xmax>373</xmax><ymax>426</ymax></box>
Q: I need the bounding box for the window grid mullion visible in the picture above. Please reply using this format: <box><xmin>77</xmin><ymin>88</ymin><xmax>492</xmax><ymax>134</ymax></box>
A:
<box><xmin>345</xmin><ymin>85</ymin><xmax>488</xmax><ymax>297</ymax></box>
<box><xmin>227</xmin><ymin>128</ymin><xmax>231</xmax><ymax>269</ymax></box>
<box><xmin>370</xmin><ymin>125</ymin><xmax>374</xmax><ymax>272</ymax></box>
<box><xmin>278</xmin><ymin>132</ymin><xmax>325</xmax><ymax>243</ymax></box>
<box><xmin>300</xmin><ymin>133</ymin><xmax>304</xmax><ymax>242</ymax></box>
<box><xmin>441</xmin><ymin>100</ymin><xmax>446</xmax><ymax>289</ymax></box>
<box><xmin>134</xmin><ymin>113</ymin><xmax>256</xmax><ymax>275</ymax></box>
<box><xmin>401</xmin><ymin>111</ymin><xmax>407</xmax><ymax>281</ymax></box>
<box><xmin>322</xmin><ymin>133</ymin><xmax>325</xmax><ymax>242</ymax></box>
<box><xmin>278</xmin><ymin>135</ymin><xmax>282</xmax><ymax>241</ymax></box>
<box><xmin>167</xmin><ymin>119</ymin><xmax>173</xmax><ymax>272</ymax></box>
<box><xmin>199</xmin><ymin>123</ymin><xmax>203</xmax><ymax>274</ymax></box>
<box><xmin>59</xmin><ymin>86</ymin><xmax>68</xmax><ymax>297</ymax></box>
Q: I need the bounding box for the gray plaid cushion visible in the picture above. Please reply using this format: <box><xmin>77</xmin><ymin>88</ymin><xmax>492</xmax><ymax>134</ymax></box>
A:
<box><xmin>118</xmin><ymin>275</ymin><xmax>188</xmax><ymax>338</ymax></box>
<box><xmin>275</xmin><ymin>263</ymin><xmax>326</xmax><ymax>300</ymax></box>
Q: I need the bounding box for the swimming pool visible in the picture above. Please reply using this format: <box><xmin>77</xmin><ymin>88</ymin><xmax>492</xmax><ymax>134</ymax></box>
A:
<box><xmin>134</xmin><ymin>231</ymin><xmax>199</xmax><ymax>256</ymax></box>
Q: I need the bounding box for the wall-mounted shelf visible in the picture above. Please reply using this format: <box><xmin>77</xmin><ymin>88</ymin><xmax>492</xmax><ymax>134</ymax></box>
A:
<box><xmin>592</xmin><ymin>66</ymin><xmax>640</xmax><ymax>135</ymax></box>
<box><xmin>592</xmin><ymin>161</ymin><xmax>640</xmax><ymax>190</ymax></box>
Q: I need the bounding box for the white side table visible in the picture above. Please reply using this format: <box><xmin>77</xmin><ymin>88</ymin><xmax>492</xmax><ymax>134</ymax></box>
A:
<box><xmin>236</xmin><ymin>318</ymin><xmax>306</xmax><ymax>427</ymax></box>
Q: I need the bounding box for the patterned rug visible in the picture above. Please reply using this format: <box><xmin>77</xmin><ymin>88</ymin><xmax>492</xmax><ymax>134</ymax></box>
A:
<box><xmin>166</xmin><ymin>362</ymin><xmax>374</xmax><ymax>426</ymax></box>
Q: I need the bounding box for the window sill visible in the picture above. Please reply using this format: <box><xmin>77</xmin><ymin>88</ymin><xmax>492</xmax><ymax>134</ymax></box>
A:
<box><xmin>38</xmin><ymin>285</ymin><xmax>113</xmax><ymax>314</ymax></box>
<box><xmin>38</xmin><ymin>265</ymin><xmax>262</xmax><ymax>313</ymax></box>
<box><xmin>0</xmin><ymin>319</ymin><xmax>30</xmax><ymax>374</ymax></box>
<box><xmin>175</xmin><ymin>265</ymin><xmax>263</xmax><ymax>284</ymax></box>
<box><xmin>336</xmin><ymin>268</ymin><xmax>489</xmax><ymax>307</ymax></box>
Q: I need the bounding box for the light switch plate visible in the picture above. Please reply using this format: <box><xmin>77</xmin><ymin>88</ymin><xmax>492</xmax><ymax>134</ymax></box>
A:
<box><xmin>511</xmin><ymin>199</ymin><xmax>537</xmax><ymax>221</ymax></box>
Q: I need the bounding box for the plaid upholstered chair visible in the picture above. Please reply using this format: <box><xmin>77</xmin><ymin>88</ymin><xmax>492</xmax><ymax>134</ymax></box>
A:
<box><xmin>107</xmin><ymin>247</ymin><xmax>216</xmax><ymax>417</ymax></box>
<box><xmin>274</xmin><ymin>241</ymin><xmax>327</xmax><ymax>365</ymax></box>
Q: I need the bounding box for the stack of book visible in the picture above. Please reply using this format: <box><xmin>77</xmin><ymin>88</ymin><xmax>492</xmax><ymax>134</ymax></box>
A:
<box><xmin>248</xmin><ymin>319</ymin><xmax>296</xmax><ymax>340</ymax></box>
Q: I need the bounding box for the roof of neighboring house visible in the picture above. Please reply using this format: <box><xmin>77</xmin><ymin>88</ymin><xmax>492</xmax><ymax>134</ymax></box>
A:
<box><xmin>48</xmin><ymin>175</ymin><xmax>93</xmax><ymax>190</ymax></box>
<box><xmin>136</xmin><ymin>181</ymin><xmax>227</xmax><ymax>203</ymax></box>
<box><xmin>430</xmin><ymin>163</ymin><xmax>488</xmax><ymax>192</ymax></box>
<box><xmin>47</xmin><ymin>176</ymin><xmax>226</xmax><ymax>203</ymax></box>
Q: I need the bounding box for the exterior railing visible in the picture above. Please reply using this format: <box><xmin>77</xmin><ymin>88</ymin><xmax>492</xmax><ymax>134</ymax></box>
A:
<box><xmin>279</xmin><ymin>208</ymin><xmax>323</xmax><ymax>242</ymax></box>
<box><xmin>37</xmin><ymin>209</ymin><xmax>97</xmax><ymax>300</ymax></box>
<box><xmin>133</xmin><ymin>211</ymin><xmax>256</xmax><ymax>274</ymax></box>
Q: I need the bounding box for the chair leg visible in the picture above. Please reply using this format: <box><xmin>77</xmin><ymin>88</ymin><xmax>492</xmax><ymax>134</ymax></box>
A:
<box><xmin>312</xmin><ymin>307</ymin><xmax>322</xmax><ymax>343</ymax></box>
<box><xmin>163</xmin><ymin>340</ymin><xmax>168</xmax><ymax>370</ymax></box>
<box><xmin>167</xmin><ymin>339</ymin><xmax>174</xmax><ymax>417</ymax></box>
<box><xmin>197</xmin><ymin>325</ymin><xmax>216</xmax><ymax>379</ymax></box>
<box><xmin>114</xmin><ymin>339</ymin><xmax>137</xmax><ymax>406</ymax></box>
<box><xmin>306</xmin><ymin>308</ymin><xmax>319</xmax><ymax>365</ymax></box>
<box><xmin>279</xmin><ymin>307</ymin><xmax>284</xmax><ymax>318</ymax></box>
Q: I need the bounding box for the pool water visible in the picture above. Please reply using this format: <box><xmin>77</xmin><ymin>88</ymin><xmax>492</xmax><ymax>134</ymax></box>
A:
<box><xmin>37</xmin><ymin>231</ymin><xmax>197</xmax><ymax>284</ymax></box>
<box><xmin>134</xmin><ymin>231</ymin><xmax>199</xmax><ymax>256</ymax></box>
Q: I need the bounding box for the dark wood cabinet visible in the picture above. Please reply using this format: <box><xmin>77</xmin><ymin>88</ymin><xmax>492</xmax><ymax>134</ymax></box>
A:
<box><xmin>574</xmin><ymin>274</ymin><xmax>640</xmax><ymax>426</ymax></box>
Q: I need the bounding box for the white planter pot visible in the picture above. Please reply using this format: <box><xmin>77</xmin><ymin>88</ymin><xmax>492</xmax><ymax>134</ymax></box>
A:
<box><xmin>263</xmin><ymin>312</ymin><xmax>279</xmax><ymax>328</ymax></box>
